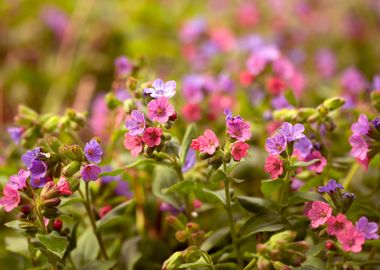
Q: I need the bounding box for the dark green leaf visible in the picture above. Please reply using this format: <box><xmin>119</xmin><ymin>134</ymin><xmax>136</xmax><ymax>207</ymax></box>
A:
<box><xmin>237</xmin><ymin>196</ymin><xmax>273</xmax><ymax>214</ymax></box>
<box><xmin>201</xmin><ymin>227</ymin><xmax>230</xmax><ymax>252</ymax></box>
<box><xmin>152</xmin><ymin>166</ymin><xmax>182</xmax><ymax>208</ymax></box>
<box><xmin>72</xmin><ymin>228</ymin><xmax>99</xmax><ymax>266</ymax></box>
<box><xmin>164</xmin><ymin>180</ymin><xmax>197</xmax><ymax>195</ymax></box>
<box><xmin>239</xmin><ymin>212</ymin><xmax>288</xmax><ymax>239</ymax></box>
<box><xmin>36</xmin><ymin>233</ymin><xmax>68</xmax><ymax>259</ymax></box>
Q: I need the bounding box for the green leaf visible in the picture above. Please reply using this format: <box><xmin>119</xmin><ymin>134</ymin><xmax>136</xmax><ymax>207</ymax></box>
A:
<box><xmin>152</xmin><ymin>166</ymin><xmax>182</xmax><ymax>209</ymax></box>
<box><xmin>239</xmin><ymin>212</ymin><xmax>288</xmax><ymax>239</ymax></box>
<box><xmin>261</xmin><ymin>179</ymin><xmax>284</xmax><ymax>201</ymax></box>
<box><xmin>121</xmin><ymin>236</ymin><xmax>143</xmax><ymax>270</ymax></box>
<box><xmin>209</xmin><ymin>170</ymin><xmax>227</xmax><ymax>183</ymax></box>
<box><xmin>179</xmin><ymin>123</ymin><xmax>197</xmax><ymax>166</ymax></box>
<box><xmin>99</xmin><ymin>168</ymin><xmax>125</xmax><ymax>177</ymax></box>
<box><xmin>293</xmin><ymin>159</ymin><xmax>320</xmax><ymax>168</ymax></box>
<box><xmin>365</xmin><ymin>239</ymin><xmax>380</xmax><ymax>247</ymax></box>
<box><xmin>59</xmin><ymin>196</ymin><xmax>84</xmax><ymax>207</ymax></box>
<box><xmin>5</xmin><ymin>236</ymin><xmax>29</xmax><ymax>258</ymax></box>
<box><xmin>164</xmin><ymin>180</ymin><xmax>197</xmax><ymax>195</ymax></box>
<box><xmin>201</xmin><ymin>227</ymin><xmax>230</xmax><ymax>252</ymax></box>
<box><xmin>97</xmin><ymin>200</ymin><xmax>136</xmax><ymax>230</ymax></box>
<box><xmin>36</xmin><ymin>233</ymin><xmax>68</xmax><ymax>259</ymax></box>
<box><xmin>237</xmin><ymin>196</ymin><xmax>273</xmax><ymax>214</ymax></box>
<box><xmin>306</xmin><ymin>242</ymin><xmax>325</xmax><ymax>257</ymax></box>
<box><xmin>288</xmin><ymin>192</ymin><xmax>325</xmax><ymax>206</ymax></box>
<box><xmin>72</xmin><ymin>228</ymin><xmax>100</xmax><ymax>266</ymax></box>
<box><xmin>81</xmin><ymin>260</ymin><xmax>116</xmax><ymax>270</ymax></box>
<box><xmin>200</xmin><ymin>188</ymin><xmax>228</xmax><ymax>206</ymax></box>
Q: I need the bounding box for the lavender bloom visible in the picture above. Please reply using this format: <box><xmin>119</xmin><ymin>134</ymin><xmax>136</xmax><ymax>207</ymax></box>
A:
<box><xmin>144</xmin><ymin>79</ymin><xmax>176</xmax><ymax>99</ymax></box>
<box><xmin>271</xmin><ymin>95</ymin><xmax>293</xmax><ymax>110</ymax></box>
<box><xmin>278</xmin><ymin>122</ymin><xmax>305</xmax><ymax>142</ymax></box>
<box><xmin>226</xmin><ymin>113</ymin><xmax>251</xmax><ymax>142</ymax></box>
<box><xmin>372</xmin><ymin>75</ymin><xmax>380</xmax><ymax>90</ymax></box>
<box><xmin>371</xmin><ymin>118</ymin><xmax>380</xmax><ymax>128</ymax></box>
<box><xmin>22</xmin><ymin>148</ymin><xmax>42</xmax><ymax>168</ymax></box>
<box><xmin>214</xmin><ymin>73</ymin><xmax>235</xmax><ymax>93</ymax></box>
<box><xmin>182</xmin><ymin>75</ymin><xmax>206</xmax><ymax>103</ymax></box>
<box><xmin>125</xmin><ymin>110</ymin><xmax>146</xmax><ymax>136</ymax></box>
<box><xmin>40</xmin><ymin>6</ymin><xmax>69</xmax><ymax>40</ymax></box>
<box><xmin>81</xmin><ymin>164</ymin><xmax>101</xmax><ymax>182</ymax></box>
<box><xmin>341</xmin><ymin>67</ymin><xmax>367</xmax><ymax>95</ymax></box>
<box><xmin>265</xmin><ymin>134</ymin><xmax>287</xmax><ymax>155</ymax></box>
<box><xmin>29</xmin><ymin>160</ymin><xmax>48</xmax><ymax>179</ymax></box>
<box><xmin>84</xmin><ymin>139</ymin><xmax>103</xmax><ymax>164</ymax></box>
<box><xmin>182</xmin><ymin>149</ymin><xmax>196</xmax><ymax>173</ymax></box>
<box><xmin>246</xmin><ymin>54</ymin><xmax>267</xmax><ymax>76</ymax></box>
<box><xmin>7</xmin><ymin>127</ymin><xmax>23</xmax><ymax>145</ymax></box>
<box><xmin>115</xmin><ymin>181</ymin><xmax>133</xmax><ymax>198</ymax></box>
<box><xmin>30</xmin><ymin>176</ymin><xmax>50</xmax><ymax>189</ymax></box>
<box><xmin>114</xmin><ymin>56</ymin><xmax>133</xmax><ymax>76</ymax></box>
<box><xmin>9</xmin><ymin>169</ymin><xmax>30</xmax><ymax>190</ymax></box>
<box><xmin>351</xmin><ymin>114</ymin><xmax>369</xmax><ymax>135</ymax></box>
<box><xmin>179</xmin><ymin>18</ymin><xmax>206</xmax><ymax>43</ymax></box>
<box><xmin>315</xmin><ymin>48</ymin><xmax>336</xmax><ymax>78</ymax></box>
<box><xmin>294</xmin><ymin>137</ymin><xmax>313</xmax><ymax>158</ymax></box>
<box><xmin>318</xmin><ymin>179</ymin><xmax>343</xmax><ymax>193</ymax></box>
<box><xmin>115</xmin><ymin>89</ymin><xmax>131</xmax><ymax>102</ymax></box>
<box><xmin>356</xmin><ymin>216</ymin><xmax>379</xmax><ymax>240</ymax></box>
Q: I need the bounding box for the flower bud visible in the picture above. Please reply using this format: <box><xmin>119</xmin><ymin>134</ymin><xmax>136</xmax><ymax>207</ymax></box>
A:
<box><xmin>296</xmin><ymin>108</ymin><xmax>318</xmax><ymax>121</ymax></box>
<box><xmin>47</xmin><ymin>137</ymin><xmax>62</xmax><ymax>153</ymax></box>
<box><xmin>323</xmin><ymin>97</ymin><xmax>345</xmax><ymax>111</ymax></box>
<box><xmin>62</xmin><ymin>161</ymin><xmax>81</xmax><ymax>177</ymax></box>
<box><xmin>43</xmin><ymin>198</ymin><xmax>61</xmax><ymax>207</ymax></box>
<box><xmin>182</xmin><ymin>246</ymin><xmax>202</xmax><ymax>262</ymax></box>
<box><xmin>123</xmin><ymin>99</ymin><xmax>136</xmax><ymax>113</ymax></box>
<box><xmin>257</xmin><ymin>257</ymin><xmax>271</xmax><ymax>270</ymax></box>
<box><xmin>166</xmin><ymin>215</ymin><xmax>185</xmax><ymax>231</ymax></box>
<box><xmin>40</xmin><ymin>181</ymin><xmax>60</xmax><ymax>200</ymax></box>
<box><xmin>17</xmin><ymin>105</ymin><xmax>38</xmax><ymax>124</ymax></box>
<box><xmin>186</xmin><ymin>222</ymin><xmax>200</xmax><ymax>232</ymax></box>
<box><xmin>42</xmin><ymin>116</ymin><xmax>59</xmax><ymax>133</ymax></box>
<box><xmin>41</xmin><ymin>205</ymin><xmax>60</xmax><ymax>218</ymax></box>
<box><xmin>325</xmin><ymin>240</ymin><xmax>336</xmax><ymax>250</ymax></box>
<box><xmin>59</xmin><ymin>145</ymin><xmax>84</xmax><ymax>161</ymax></box>
<box><xmin>175</xmin><ymin>230</ymin><xmax>188</xmax><ymax>242</ymax></box>
<box><xmin>106</xmin><ymin>93</ymin><xmax>122</xmax><ymax>110</ymax></box>
<box><xmin>283</xmin><ymin>250</ymin><xmax>306</xmax><ymax>266</ymax></box>
<box><xmin>286</xmin><ymin>241</ymin><xmax>309</xmax><ymax>253</ymax></box>
<box><xmin>53</xmin><ymin>219</ymin><xmax>63</xmax><ymax>232</ymax></box>
<box><xmin>273</xmin><ymin>261</ymin><xmax>291</xmax><ymax>270</ymax></box>
<box><xmin>162</xmin><ymin>251</ymin><xmax>184</xmax><ymax>270</ymax></box>
<box><xmin>19</xmin><ymin>220</ymin><xmax>37</xmax><ymax>231</ymax></box>
<box><xmin>341</xmin><ymin>192</ymin><xmax>356</xmax><ymax>213</ymax></box>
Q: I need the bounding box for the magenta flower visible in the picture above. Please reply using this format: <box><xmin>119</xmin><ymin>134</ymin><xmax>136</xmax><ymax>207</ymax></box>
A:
<box><xmin>265</xmin><ymin>134</ymin><xmax>287</xmax><ymax>155</ymax></box>
<box><xmin>349</xmin><ymin>134</ymin><xmax>368</xmax><ymax>161</ymax></box>
<box><xmin>231</xmin><ymin>142</ymin><xmax>249</xmax><ymax>161</ymax></box>
<box><xmin>84</xmin><ymin>139</ymin><xmax>103</xmax><ymax>164</ymax></box>
<box><xmin>305</xmin><ymin>201</ymin><xmax>332</xmax><ymax>228</ymax></box>
<box><xmin>124</xmin><ymin>134</ymin><xmax>143</xmax><ymax>157</ymax></box>
<box><xmin>264</xmin><ymin>155</ymin><xmax>283</xmax><ymax>179</ymax></box>
<box><xmin>305</xmin><ymin>150</ymin><xmax>327</xmax><ymax>173</ymax></box>
<box><xmin>226</xmin><ymin>114</ymin><xmax>251</xmax><ymax>142</ymax></box>
<box><xmin>57</xmin><ymin>177</ymin><xmax>73</xmax><ymax>196</ymax></box>
<box><xmin>326</xmin><ymin>214</ymin><xmax>351</xmax><ymax>236</ymax></box>
<box><xmin>125</xmin><ymin>110</ymin><xmax>146</xmax><ymax>136</ymax></box>
<box><xmin>356</xmin><ymin>216</ymin><xmax>379</xmax><ymax>240</ymax></box>
<box><xmin>144</xmin><ymin>79</ymin><xmax>176</xmax><ymax>99</ymax></box>
<box><xmin>246</xmin><ymin>54</ymin><xmax>267</xmax><ymax>76</ymax></box>
<box><xmin>191</xmin><ymin>129</ymin><xmax>219</xmax><ymax>155</ymax></box>
<box><xmin>351</xmin><ymin>114</ymin><xmax>369</xmax><ymax>135</ymax></box>
<box><xmin>9</xmin><ymin>169</ymin><xmax>30</xmax><ymax>190</ymax></box>
<box><xmin>0</xmin><ymin>184</ymin><xmax>20</xmax><ymax>212</ymax></box>
<box><xmin>81</xmin><ymin>164</ymin><xmax>101</xmax><ymax>182</ymax></box>
<box><xmin>147</xmin><ymin>98</ymin><xmax>175</xmax><ymax>123</ymax></box>
<box><xmin>337</xmin><ymin>224</ymin><xmax>365</xmax><ymax>253</ymax></box>
<box><xmin>278</xmin><ymin>122</ymin><xmax>305</xmax><ymax>142</ymax></box>
<box><xmin>142</xmin><ymin>127</ymin><xmax>163</xmax><ymax>147</ymax></box>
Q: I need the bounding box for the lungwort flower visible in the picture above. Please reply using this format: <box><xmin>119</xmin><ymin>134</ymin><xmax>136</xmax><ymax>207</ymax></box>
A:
<box><xmin>147</xmin><ymin>98</ymin><xmax>175</xmax><ymax>123</ymax></box>
<box><xmin>0</xmin><ymin>184</ymin><xmax>20</xmax><ymax>212</ymax></box>
<box><xmin>144</xmin><ymin>79</ymin><xmax>176</xmax><ymax>99</ymax></box>
<box><xmin>191</xmin><ymin>129</ymin><xmax>219</xmax><ymax>155</ymax></box>
<box><xmin>84</xmin><ymin>139</ymin><xmax>103</xmax><ymax>164</ymax></box>
<box><xmin>125</xmin><ymin>110</ymin><xmax>146</xmax><ymax>136</ymax></box>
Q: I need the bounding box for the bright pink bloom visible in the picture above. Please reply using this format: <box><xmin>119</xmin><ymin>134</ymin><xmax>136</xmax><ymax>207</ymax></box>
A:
<box><xmin>124</xmin><ymin>134</ymin><xmax>143</xmax><ymax>157</ymax></box>
<box><xmin>337</xmin><ymin>224</ymin><xmax>365</xmax><ymax>253</ymax></box>
<box><xmin>266</xmin><ymin>76</ymin><xmax>286</xmax><ymax>95</ymax></box>
<box><xmin>147</xmin><ymin>97</ymin><xmax>175</xmax><ymax>123</ymax></box>
<box><xmin>9</xmin><ymin>169</ymin><xmax>30</xmax><ymax>190</ymax></box>
<box><xmin>193</xmin><ymin>199</ymin><xmax>202</xmax><ymax>209</ymax></box>
<box><xmin>306</xmin><ymin>201</ymin><xmax>332</xmax><ymax>228</ymax></box>
<box><xmin>231</xmin><ymin>142</ymin><xmax>249</xmax><ymax>161</ymax></box>
<box><xmin>182</xmin><ymin>103</ymin><xmax>202</xmax><ymax>122</ymax></box>
<box><xmin>239</xmin><ymin>70</ymin><xmax>254</xmax><ymax>86</ymax></box>
<box><xmin>326</xmin><ymin>214</ymin><xmax>352</xmax><ymax>236</ymax></box>
<box><xmin>0</xmin><ymin>184</ymin><xmax>20</xmax><ymax>212</ymax></box>
<box><xmin>191</xmin><ymin>129</ymin><xmax>219</xmax><ymax>155</ymax></box>
<box><xmin>142</xmin><ymin>127</ymin><xmax>162</xmax><ymax>147</ymax></box>
<box><xmin>306</xmin><ymin>150</ymin><xmax>327</xmax><ymax>173</ymax></box>
<box><xmin>264</xmin><ymin>155</ymin><xmax>283</xmax><ymax>179</ymax></box>
<box><xmin>57</xmin><ymin>177</ymin><xmax>73</xmax><ymax>196</ymax></box>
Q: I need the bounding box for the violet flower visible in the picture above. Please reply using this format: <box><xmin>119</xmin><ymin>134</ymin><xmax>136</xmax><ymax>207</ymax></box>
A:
<box><xmin>144</xmin><ymin>79</ymin><xmax>176</xmax><ymax>99</ymax></box>
<box><xmin>356</xmin><ymin>216</ymin><xmax>379</xmax><ymax>240</ymax></box>
<box><xmin>294</xmin><ymin>137</ymin><xmax>313</xmax><ymax>158</ymax></box>
<box><xmin>278</xmin><ymin>122</ymin><xmax>305</xmax><ymax>142</ymax></box>
<box><xmin>7</xmin><ymin>127</ymin><xmax>23</xmax><ymax>145</ymax></box>
<box><xmin>318</xmin><ymin>179</ymin><xmax>343</xmax><ymax>193</ymax></box>
<box><xmin>265</xmin><ymin>134</ymin><xmax>287</xmax><ymax>155</ymax></box>
<box><xmin>182</xmin><ymin>148</ymin><xmax>196</xmax><ymax>173</ymax></box>
<box><xmin>81</xmin><ymin>164</ymin><xmax>101</xmax><ymax>182</ymax></box>
<box><xmin>84</xmin><ymin>139</ymin><xmax>103</xmax><ymax>164</ymax></box>
<box><xmin>30</xmin><ymin>176</ymin><xmax>50</xmax><ymax>189</ymax></box>
<box><xmin>125</xmin><ymin>110</ymin><xmax>146</xmax><ymax>136</ymax></box>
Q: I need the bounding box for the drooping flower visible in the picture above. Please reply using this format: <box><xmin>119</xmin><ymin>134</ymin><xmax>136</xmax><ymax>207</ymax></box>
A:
<box><xmin>306</xmin><ymin>201</ymin><xmax>332</xmax><ymax>228</ymax></box>
<box><xmin>349</xmin><ymin>134</ymin><xmax>368</xmax><ymax>161</ymax></box>
<box><xmin>144</xmin><ymin>79</ymin><xmax>176</xmax><ymax>99</ymax></box>
<box><xmin>84</xmin><ymin>139</ymin><xmax>103</xmax><ymax>164</ymax></box>
<box><xmin>191</xmin><ymin>129</ymin><xmax>219</xmax><ymax>155</ymax></box>
<box><xmin>30</xmin><ymin>176</ymin><xmax>50</xmax><ymax>189</ymax></box>
<box><xmin>355</xmin><ymin>216</ymin><xmax>379</xmax><ymax>240</ymax></box>
<box><xmin>182</xmin><ymin>149</ymin><xmax>196</xmax><ymax>173</ymax></box>
<box><xmin>81</xmin><ymin>164</ymin><xmax>102</xmax><ymax>182</ymax></box>
<box><xmin>124</xmin><ymin>134</ymin><xmax>143</xmax><ymax>157</ymax></box>
<box><xmin>29</xmin><ymin>159</ymin><xmax>48</xmax><ymax>179</ymax></box>
<box><xmin>0</xmin><ymin>184</ymin><xmax>20</xmax><ymax>212</ymax></box>
<box><xmin>21</xmin><ymin>147</ymin><xmax>42</xmax><ymax>168</ymax></box>
<box><xmin>9</xmin><ymin>169</ymin><xmax>30</xmax><ymax>190</ymax></box>
<box><xmin>142</xmin><ymin>127</ymin><xmax>163</xmax><ymax>147</ymax></box>
<box><xmin>278</xmin><ymin>122</ymin><xmax>305</xmax><ymax>142</ymax></box>
<box><xmin>305</xmin><ymin>150</ymin><xmax>327</xmax><ymax>173</ymax></box>
<box><xmin>125</xmin><ymin>110</ymin><xmax>146</xmax><ymax>136</ymax></box>
<box><xmin>7</xmin><ymin>127</ymin><xmax>24</xmax><ymax>145</ymax></box>
<box><xmin>351</xmin><ymin>114</ymin><xmax>369</xmax><ymax>135</ymax></box>
<box><xmin>318</xmin><ymin>179</ymin><xmax>343</xmax><ymax>194</ymax></box>
<box><xmin>265</xmin><ymin>134</ymin><xmax>287</xmax><ymax>155</ymax></box>
<box><xmin>264</xmin><ymin>155</ymin><xmax>283</xmax><ymax>179</ymax></box>
<box><xmin>337</xmin><ymin>224</ymin><xmax>365</xmax><ymax>253</ymax></box>
<box><xmin>231</xmin><ymin>142</ymin><xmax>249</xmax><ymax>161</ymax></box>
<box><xmin>147</xmin><ymin>98</ymin><xmax>175</xmax><ymax>123</ymax></box>
<box><xmin>294</xmin><ymin>137</ymin><xmax>313</xmax><ymax>158</ymax></box>
<box><xmin>226</xmin><ymin>113</ymin><xmax>251</xmax><ymax>142</ymax></box>
<box><xmin>326</xmin><ymin>214</ymin><xmax>351</xmax><ymax>236</ymax></box>
<box><xmin>57</xmin><ymin>177</ymin><xmax>73</xmax><ymax>196</ymax></box>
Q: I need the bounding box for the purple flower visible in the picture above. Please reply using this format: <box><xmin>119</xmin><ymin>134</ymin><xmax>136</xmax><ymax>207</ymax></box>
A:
<box><xmin>40</xmin><ymin>6</ymin><xmax>69</xmax><ymax>40</ymax></box>
<box><xmin>182</xmin><ymin>149</ymin><xmax>196</xmax><ymax>173</ymax></box>
<box><xmin>372</xmin><ymin>75</ymin><xmax>380</xmax><ymax>90</ymax></box>
<box><xmin>356</xmin><ymin>216</ymin><xmax>379</xmax><ymax>240</ymax></box>
<box><xmin>318</xmin><ymin>179</ymin><xmax>343</xmax><ymax>193</ymax></box>
<box><xmin>371</xmin><ymin>118</ymin><xmax>380</xmax><ymax>128</ymax></box>
<box><xmin>30</xmin><ymin>176</ymin><xmax>50</xmax><ymax>189</ymax></box>
<box><xmin>265</xmin><ymin>134</ymin><xmax>287</xmax><ymax>155</ymax></box>
<box><xmin>114</xmin><ymin>56</ymin><xmax>133</xmax><ymax>76</ymax></box>
<box><xmin>182</xmin><ymin>75</ymin><xmax>208</xmax><ymax>103</ymax></box>
<box><xmin>271</xmin><ymin>95</ymin><xmax>293</xmax><ymax>110</ymax></box>
<box><xmin>101</xmin><ymin>166</ymin><xmax>121</xmax><ymax>184</ymax></box>
<box><xmin>278</xmin><ymin>122</ymin><xmax>305</xmax><ymax>142</ymax></box>
<box><xmin>125</xmin><ymin>110</ymin><xmax>146</xmax><ymax>136</ymax></box>
<box><xmin>7</xmin><ymin>127</ymin><xmax>23</xmax><ymax>145</ymax></box>
<box><xmin>21</xmin><ymin>148</ymin><xmax>42</xmax><ymax>168</ymax></box>
<box><xmin>351</xmin><ymin>114</ymin><xmax>369</xmax><ymax>135</ymax></box>
<box><xmin>315</xmin><ymin>48</ymin><xmax>336</xmax><ymax>78</ymax></box>
<box><xmin>115</xmin><ymin>180</ymin><xmax>133</xmax><ymax>198</ymax></box>
<box><xmin>291</xmin><ymin>178</ymin><xmax>304</xmax><ymax>191</ymax></box>
<box><xmin>179</xmin><ymin>18</ymin><xmax>206</xmax><ymax>43</ymax></box>
<box><xmin>349</xmin><ymin>134</ymin><xmax>368</xmax><ymax>160</ymax></box>
<box><xmin>30</xmin><ymin>159</ymin><xmax>48</xmax><ymax>179</ymax></box>
<box><xmin>226</xmin><ymin>112</ymin><xmax>251</xmax><ymax>142</ymax></box>
<box><xmin>9</xmin><ymin>169</ymin><xmax>30</xmax><ymax>190</ymax></box>
<box><xmin>159</xmin><ymin>202</ymin><xmax>184</xmax><ymax>215</ymax></box>
<box><xmin>81</xmin><ymin>164</ymin><xmax>101</xmax><ymax>182</ymax></box>
<box><xmin>84</xmin><ymin>139</ymin><xmax>103</xmax><ymax>164</ymax></box>
<box><xmin>144</xmin><ymin>79</ymin><xmax>176</xmax><ymax>99</ymax></box>
<box><xmin>294</xmin><ymin>137</ymin><xmax>313</xmax><ymax>158</ymax></box>
<box><xmin>341</xmin><ymin>67</ymin><xmax>367</xmax><ymax>95</ymax></box>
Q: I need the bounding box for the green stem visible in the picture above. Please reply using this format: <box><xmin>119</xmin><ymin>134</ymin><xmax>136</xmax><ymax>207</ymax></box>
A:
<box><xmin>243</xmin><ymin>257</ymin><xmax>257</xmax><ymax>270</ymax></box>
<box><xmin>80</xmin><ymin>184</ymin><xmax>109</xmax><ymax>259</ymax></box>
<box><xmin>223</xmin><ymin>164</ymin><xmax>244</xmax><ymax>269</ymax></box>
<box><xmin>343</xmin><ymin>162</ymin><xmax>360</xmax><ymax>189</ymax></box>
<box><xmin>280</xmin><ymin>172</ymin><xmax>290</xmax><ymax>208</ymax></box>
<box><xmin>27</xmin><ymin>238</ymin><xmax>37</xmax><ymax>267</ymax></box>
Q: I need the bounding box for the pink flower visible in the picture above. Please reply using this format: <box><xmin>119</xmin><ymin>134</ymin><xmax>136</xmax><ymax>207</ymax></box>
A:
<box><xmin>57</xmin><ymin>176</ymin><xmax>73</xmax><ymax>196</ymax></box>
<box><xmin>306</xmin><ymin>201</ymin><xmax>332</xmax><ymax>228</ymax></box>
<box><xmin>142</xmin><ymin>127</ymin><xmax>162</xmax><ymax>147</ymax></box>
<box><xmin>306</xmin><ymin>150</ymin><xmax>327</xmax><ymax>173</ymax></box>
<box><xmin>191</xmin><ymin>129</ymin><xmax>219</xmax><ymax>155</ymax></box>
<box><xmin>124</xmin><ymin>134</ymin><xmax>143</xmax><ymax>157</ymax></box>
<box><xmin>337</xmin><ymin>224</ymin><xmax>365</xmax><ymax>253</ymax></box>
<box><xmin>264</xmin><ymin>155</ymin><xmax>283</xmax><ymax>179</ymax></box>
<box><xmin>326</xmin><ymin>214</ymin><xmax>351</xmax><ymax>236</ymax></box>
<box><xmin>182</xmin><ymin>103</ymin><xmax>202</xmax><ymax>122</ymax></box>
<box><xmin>147</xmin><ymin>97</ymin><xmax>175</xmax><ymax>123</ymax></box>
<box><xmin>9</xmin><ymin>169</ymin><xmax>30</xmax><ymax>190</ymax></box>
<box><xmin>0</xmin><ymin>184</ymin><xmax>20</xmax><ymax>212</ymax></box>
<box><xmin>231</xmin><ymin>142</ymin><xmax>249</xmax><ymax>161</ymax></box>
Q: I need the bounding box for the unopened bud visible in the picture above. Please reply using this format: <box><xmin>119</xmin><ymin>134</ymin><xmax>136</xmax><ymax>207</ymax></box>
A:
<box><xmin>166</xmin><ymin>215</ymin><xmax>185</xmax><ymax>231</ymax></box>
<box><xmin>53</xmin><ymin>219</ymin><xmax>63</xmax><ymax>232</ymax></box>
<box><xmin>286</xmin><ymin>241</ymin><xmax>309</xmax><ymax>253</ymax></box>
<box><xmin>175</xmin><ymin>230</ymin><xmax>188</xmax><ymax>242</ymax></box>
<box><xmin>18</xmin><ymin>105</ymin><xmax>38</xmax><ymax>123</ymax></box>
<box><xmin>323</xmin><ymin>97</ymin><xmax>345</xmax><ymax>111</ymax></box>
<box><xmin>47</xmin><ymin>137</ymin><xmax>62</xmax><ymax>154</ymax></box>
<box><xmin>106</xmin><ymin>93</ymin><xmax>122</xmax><ymax>110</ymax></box>
<box><xmin>341</xmin><ymin>192</ymin><xmax>356</xmax><ymax>213</ymax></box>
<box><xmin>186</xmin><ymin>222</ymin><xmax>200</xmax><ymax>232</ymax></box>
<box><xmin>257</xmin><ymin>257</ymin><xmax>271</xmax><ymax>270</ymax></box>
<box><xmin>42</xmin><ymin>116</ymin><xmax>59</xmax><ymax>133</ymax></box>
<box><xmin>162</xmin><ymin>251</ymin><xmax>183</xmax><ymax>270</ymax></box>
<box><xmin>182</xmin><ymin>246</ymin><xmax>201</xmax><ymax>262</ymax></box>
<box><xmin>273</xmin><ymin>261</ymin><xmax>291</xmax><ymax>270</ymax></box>
<box><xmin>59</xmin><ymin>145</ymin><xmax>84</xmax><ymax>161</ymax></box>
<box><xmin>62</xmin><ymin>161</ymin><xmax>81</xmax><ymax>177</ymax></box>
